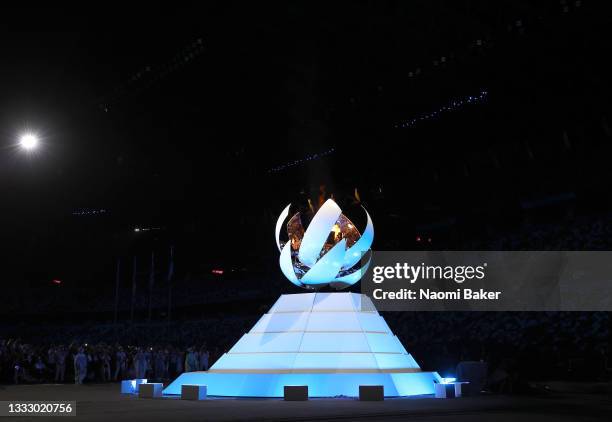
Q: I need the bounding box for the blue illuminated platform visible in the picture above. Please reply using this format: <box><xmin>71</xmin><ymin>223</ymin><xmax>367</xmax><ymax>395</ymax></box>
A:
<box><xmin>165</xmin><ymin>293</ymin><xmax>440</xmax><ymax>397</ymax></box>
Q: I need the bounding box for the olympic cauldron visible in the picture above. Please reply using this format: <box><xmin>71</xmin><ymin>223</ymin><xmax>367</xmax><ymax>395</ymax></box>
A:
<box><xmin>276</xmin><ymin>199</ymin><xmax>373</xmax><ymax>289</ymax></box>
<box><xmin>163</xmin><ymin>198</ymin><xmax>441</xmax><ymax>398</ymax></box>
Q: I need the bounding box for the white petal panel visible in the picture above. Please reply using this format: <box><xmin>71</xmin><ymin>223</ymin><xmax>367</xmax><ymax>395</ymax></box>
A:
<box><xmin>298</xmin><ymin>199</ymin><xmax>342</xmax><ymax>267</ymax></box>
<box><xmin>279</xmin><ymin>243</ymin><xmax>301</xmax><ymax>287</ymax></box>
<box><xmin>342</xmin><ymin>207</ymin><xmax>374</xmax><ymax>268</ymax></box>
<box><xmin>300</xmin><ymin>239</ymin><xmax>346</xmax><ymax>285</ymax></box>
<box><xmin>334</xmin><ymin>254</ymin><xmax>372</xmax><ymax>285</ymax></box>
<box><xmin>275</xmin><ymin>203</ymin><xmax>291</xmax><ymax>252</ymax></box>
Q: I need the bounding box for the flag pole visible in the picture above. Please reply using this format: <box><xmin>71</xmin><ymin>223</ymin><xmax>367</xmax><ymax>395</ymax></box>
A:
<box><xmin>167</xmin><ymin>246</ymin><xmax>174</xmax><ymax>324</ymax></box>
<box><xmin>148</xmin><ymin>251</ymin><xmax>155</xmax><ymax>321</ymax></box>
<box><xmin>113</xmin><ymin>258</ymin><xmax>121</xmax><ymax>325</ymax></box>
<box><xmin>130</xmin><ymin>256</ymin><xmax>137</xmax><ymax>323</ymax></box>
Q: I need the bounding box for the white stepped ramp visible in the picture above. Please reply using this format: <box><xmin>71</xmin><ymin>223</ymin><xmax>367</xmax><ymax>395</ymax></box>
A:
<box><xmin>164</xmin><ymin>293</ymin><xmax>440</xmax><ymax>397</ymax></box>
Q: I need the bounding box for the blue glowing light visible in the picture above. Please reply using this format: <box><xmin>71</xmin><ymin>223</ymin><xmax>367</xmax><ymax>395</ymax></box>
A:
<box><xmin>164</xmin><ymin>371</ymin><xmax>438</xmax><ymax>397</ymax></box>
<box><xmin>121</xmin><ymin>378</ymin><xmax>147</xmax><ymax>394</ymax></box>
<box><xmin>163</xmin><ymin>293</ymin><xmax>441</xmax><ymax>398</ymax></box>
<box><xmin>394</xmin><ymin>90</ymin><xmax>488</xmax><ymax>130</ymax></box>
<box><xmin>268</xmin><ymin>148</ymin><xmax>335</xmax><ymax>173</ymax></box>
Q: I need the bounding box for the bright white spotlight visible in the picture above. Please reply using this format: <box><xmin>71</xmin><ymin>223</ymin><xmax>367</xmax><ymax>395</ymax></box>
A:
<box><xmin>20</xmin><ymin>133</ymin><xmax>39</xmax><ymax>150</ymax></box>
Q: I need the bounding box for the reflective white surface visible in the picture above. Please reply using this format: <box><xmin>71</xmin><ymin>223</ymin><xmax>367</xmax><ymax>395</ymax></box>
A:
<box><xmin>163</xmin><ymin>293</ymin><xmax>441</xmax><ymax>397</ymax></box>
<box><xmin>213</xmin><ymin>293</ymin><xmax>422</xmax><ymax>371</ymax></box>
<box><xmin>275</xmin><ymin>199</ymin><xmax>374</xmax><ymax>289</ymax></box>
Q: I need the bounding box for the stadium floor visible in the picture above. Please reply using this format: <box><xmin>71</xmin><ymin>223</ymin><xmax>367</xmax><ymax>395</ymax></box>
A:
<box><xmin>0</xmin><ymin>383</ymin><xmax>610</xmax><ymax>421</ymax></box>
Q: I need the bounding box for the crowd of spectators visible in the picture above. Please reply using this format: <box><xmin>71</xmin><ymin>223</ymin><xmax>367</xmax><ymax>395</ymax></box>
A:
<box><xmin>387</xmin><ymin>311</ymin><xmax>610</xmax><ymax>387</ymax></box>
<box><xmin>0</xmin><ymin>338</ymin><xmax>212</xmax><ymax>385</ymax></box>
<box><xmin>461</xmin><ymin>213</ymin><xmax>612</xmax><ymax>251</ymax></box>
<box><xmin>1</xmin><ymin>308</ymin><xmax>609</xmax><ymax>388</ymax></box>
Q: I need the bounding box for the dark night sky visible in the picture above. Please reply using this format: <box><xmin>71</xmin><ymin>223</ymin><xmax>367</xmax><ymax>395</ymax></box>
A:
<box><xmin>1</xmin><ymin>2</ymin><xmax>611</xmax><ymax>289</ymax></box>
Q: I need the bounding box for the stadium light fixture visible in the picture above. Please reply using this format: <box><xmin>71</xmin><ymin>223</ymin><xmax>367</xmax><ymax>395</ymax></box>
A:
<box><xmin>19</xmin><ymin>133</ymin><xmax>39</xmax><ymax>150</ymax></box>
